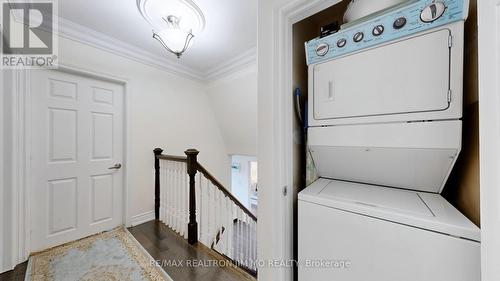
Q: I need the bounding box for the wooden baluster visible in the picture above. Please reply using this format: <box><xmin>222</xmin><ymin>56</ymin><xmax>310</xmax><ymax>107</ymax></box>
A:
<box><xmin>254</xmin><ymin>221</ymin><xmax>257</xmax><ymax>270</ymax></box>
<box><xmin>232</xmin><ymin>200</ymin><xmax>236</xmax><ymax>258</ymax></box>
<box><xmin>163</xmin><ymin>163</ymin><xmax>168</xmax><ymax>223</ymax></box>
<box><xmin>241</xmin><ymin>211</ymin><xmax>246</xmax><ymax>266</ymax></box>
<box><xmin>226</xmin><ymin>198</ymin><xmax>233</xmax><ymax>258</ymax></box>
<box><xmin>200</xmin><ymin>175</ymin><xmax>205</xmax><ymax>245</ymax></box>
<box><xmin>221</xmin><ymin>192</ymin><xmax>225</xmax><ymax>249</ymax></box>
<box><xmin>158</xmin><ymin>162</ymin><xmax>163</xmax><ymax>222</ymax></box>
<box><xmin>223</xmin><ymin>196</ymin><xmax>230</xmax><ymax>256</ymax></box>
<box><xmin>245</xmin><ymin>214</ymin><xmax>251</xmax><ymax>269</ymax></box>
<box><xmin>178</xmin><ymin>162</ymin><xmax>183</xmax><ymax>234</ymax></box>
<box><xmin>179</xmin><ymin>162</ymin><xmax>184</xmax><ymax>235</ymax></box>
<box><xmin>252</xmin><ymin>220</ymin><xmax>256</xmax><ymax>267</ymax></box>
<box><xmin>180</xmin><ymin>163</ymin><xmax>185</xmax><ymax>237</ymax></box>
<box><xmin>213</xmin><ymin>186</ymin><xmax>218</xmax><ymax>247</ymax></box>
<box><xmin>240</xmin><ymin>210</ymin><xmax>245</xmax><ymax>265</ymax></box>
<box><xmin>205</xmin><ymin>176</ymin><xmax>210</xmax><ymax>245</ymax></box>
<box><xmin>208</xmin><ymin>182</ymin><xmax>214</xmax><ymax>245</ymax></box>
<box><xmin>175</xmin><ymin>163</ymin><xmax>183</xmax><ymax>234</ymax></box>
<box><xmin>196</xmin><ymin>173</ymin><xmax>201</xmax><ymax>240</ymax></box>
<box><xmin>160</xmin><ymin>162</ymin><xmax>164</xmax><ymax>222</ymax></box>
<box><xmin>153</xmin><ymin>148</ymin><xmax>163</xmax><ymax>220</ymax></box>
<box><xmin>249</xmin><ymin>218</ymin><xmax>254</xmax><ymax>268</ymax></box>
<box><xmin>164</xmin><ymin>163</ymin><xmax>168</xmax><ymax>223</ymax></box>
<box><xmin>167</xmin><ymin>161</ymin><xmax>173</xmax><ymax>227</ymax></box>
<box><xmin>212</xmin><ymin>185</ymin><xmax>217</xmax><ymax>246</ymax></box>
<box><xmin>215</xmin><ymin>188</ymin><xmax>221</xmax><ymax>247</ymax></box>
<box><xmin>185</xmin><ymin>149</ymin><xmax>199</xmax><ymax>245</ymax></box>
<box><xmin>166</xmin><ymin>161</ymin><xmax>171</xmax><ymax>226</ymax></box>
<box><xmin>172</xmin><ymin>163</ymin><xmax>179</xmax><ymax>232</ymax></box>
<box><xmin>170</xmin><ymin>161</ymin><xmax>175</xmax><ymax>228</ymax></box>
<box><xmin>236</xmin><ymin>209</ymin><xmax>241</xmax><ymax>264</ymax></box>
<box><xmin>243</xmin><ymin>213</ymin><xmax>247</xmax><ymax>268</ymax></box>
<box><xmin>183</xmin><ymin>163</ymin><xmax>188</xmax><ymax>238</ymax></box>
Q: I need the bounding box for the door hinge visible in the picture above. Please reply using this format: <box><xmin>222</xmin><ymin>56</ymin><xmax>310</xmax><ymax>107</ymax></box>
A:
<box><xmin>447</xmin><ymin>89</ymin><xmax>452</xmax><ymax>102</ymax></box>
<box><xmin>283</xmin><ymin>186</ymin><xmax>288</xmax><ymax>196</ymax></box>
<box><xmin>448</xmin><ymin>35</ymin><xmax>453</xmax><ymax>47</ymax></box>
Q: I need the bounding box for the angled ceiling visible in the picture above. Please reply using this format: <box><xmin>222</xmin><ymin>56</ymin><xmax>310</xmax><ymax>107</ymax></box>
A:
<box><xmin>58</xmin><ymin>0</ymin><xmax>257</xmax><ymax>78</ymax></box>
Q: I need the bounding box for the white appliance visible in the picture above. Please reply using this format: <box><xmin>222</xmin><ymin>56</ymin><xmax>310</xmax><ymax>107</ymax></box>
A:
<box><xmin>343</xmin><ymin>0</ymin><xmax>410</xmax><ymax>23</ymax></box>
<box><xmin>300</xmin><ymin>1</ymin><xmax>479</xmax><ymax>280</ymax></box>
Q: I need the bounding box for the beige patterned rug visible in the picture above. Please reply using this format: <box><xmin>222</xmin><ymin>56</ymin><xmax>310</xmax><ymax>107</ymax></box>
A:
<box><xmin>24</xmin><ymin>228</ymin><xmax>172</xmax><ymax>281</ymax></box>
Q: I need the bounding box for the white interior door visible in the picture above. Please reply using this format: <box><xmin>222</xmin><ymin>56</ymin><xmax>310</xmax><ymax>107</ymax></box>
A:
<box><xmin>30</xmin><ymin>69</ymin><xmax>124</xmax><ymax>252</ymax></box>
<box><xmin>478</xmin><ymin>1</ymin><xmax>500</xmax><ymax>280</ymax></box>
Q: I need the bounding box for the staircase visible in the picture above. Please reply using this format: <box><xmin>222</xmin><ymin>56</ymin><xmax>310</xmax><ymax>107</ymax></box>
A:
<box><xmin>153</xmin><ymin>148</ymin><xmax>258</xmax><ymax>276</ymax></box>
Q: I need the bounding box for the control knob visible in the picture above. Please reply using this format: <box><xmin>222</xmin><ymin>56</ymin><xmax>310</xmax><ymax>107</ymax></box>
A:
<box><xmin>337</xmin><ymin>38</ymin><xmax>347</xmax><ymax>48</ymax></box>
<box><xmin>372</xmin><ymin>25</ymin><xmax>384</xmax><ymax>36</ymax></box>
<box><xmin>393</xmin><ymin>17</ymin><xmax>407</xmax><ymax>29</ymax></box>
<box><xmin>421</xmin><ymin>1</ymin><xmax>446</xmax><ymax>22</ymax></box>
<box><xmin>353</xmin><ymin>32</ymin><xmax>364</xmax><ymax>43</ymax></box>
<box><xmin>315</xmin><ymin>43</ymin><xmax>329</xmax><ymax>56</ymax></box>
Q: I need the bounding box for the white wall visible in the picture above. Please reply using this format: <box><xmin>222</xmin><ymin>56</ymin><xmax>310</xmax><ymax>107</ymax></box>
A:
<box><xmin>206</xmin><ymin>65</ymin><xmax>258</xmax><ymax>156</ymax></box>
<box><xmin>1</xmin><ymin>67</ymin><xmax>4</xmax><ymax>273</ymax></box>
<box><xmin>1</xmin><ymin>69</ymin><xmax>14</xmax><ymax>273</ymax></box>
<box><xmin>1</xmin><ymin>35</ymin><xmax>230</xmax><ymax>272</ymax></box>
<box><xmin>56</xmin><ymin>36</ymin><xmax>230</xmax><ymax>219</ymax></box>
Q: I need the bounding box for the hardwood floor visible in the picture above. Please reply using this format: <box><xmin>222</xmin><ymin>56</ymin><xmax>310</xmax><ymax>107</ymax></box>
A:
<box><xmin>0</xmin><ymin>262</ymin><xmax>27</xmax><ymax>281</ymax></box>
<box><xmin>128</xmin><ymin>221</ymin><xmax>255</xmax><ymax>281</ymax></box>
<box><xmin>0</xmin><ymin>220</ymin><xmax>255</xmax><ymax>281</ymax></box>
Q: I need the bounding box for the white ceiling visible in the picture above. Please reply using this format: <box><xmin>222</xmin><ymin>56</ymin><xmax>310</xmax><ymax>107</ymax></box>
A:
<box><xmin>59</xmin><ymin>0</ymin><xmax>257</xmax><ymax>76</ymax></box>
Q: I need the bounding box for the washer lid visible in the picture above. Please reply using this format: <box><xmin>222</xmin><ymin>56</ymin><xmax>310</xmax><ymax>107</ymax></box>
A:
<box><xmin>299</xmin><ymin>178</ymin><xmax>480</xmax><ymax>242</ymax></box>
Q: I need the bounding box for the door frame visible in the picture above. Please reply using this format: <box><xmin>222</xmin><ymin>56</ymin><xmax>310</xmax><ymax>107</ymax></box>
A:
<box><xmin>264</xmin><ymin>0</ymin><xmax>494</xmax><ymax>280</ymax></box>
<box><xmin>477</xmin><ymin>0</ymin><xmax>500</xmax><ymax>279</ymax></box>
<box><xmin>258</xmin><ymin>1</ymin><xmax>342</xmax><ymax>280</ymax></box>
<box><xmin>10</xmin><ymin>63</ymin><xmax>131</xmax><ymax>266</ymax></box>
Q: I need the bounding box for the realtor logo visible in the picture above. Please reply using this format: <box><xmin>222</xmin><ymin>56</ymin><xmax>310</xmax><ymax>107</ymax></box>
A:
<box><xmin>1</xmin><ymin>0</ymin><xmax>58</xmax><ymax>68</ymax></box>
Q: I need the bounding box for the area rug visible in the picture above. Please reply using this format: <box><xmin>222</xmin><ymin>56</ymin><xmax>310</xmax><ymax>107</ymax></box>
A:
<box><xmin>24</xmin><ymin>228</ymin><xmax>172</xmax><ymax>281</ymax></box>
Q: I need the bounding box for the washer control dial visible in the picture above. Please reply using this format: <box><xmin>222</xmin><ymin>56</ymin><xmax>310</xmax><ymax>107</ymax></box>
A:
<box><xmin>315</xmin><ymin>43</ymin><xmax>329</xmax><ymax>56</ymax></box>
<box><xmin>353</xmin><ymin>32</ymin><xmax>364</xmax><ymax>43</ymax></box>
<box><xmin>372</xmin><ymin>25</ymin><xmax>385</xmax><ymax>36</ymax></box>
<box><xmin>337</xmin><ymin>38</ymin><xmax>347</xmax><ymax>48</ymax></box>
<box><xmin>393</xmin><ymin>17</ymin><xmax>407</xmax><ymax>29</ymax></box>
<box><xmin>421</xmin><ymin>2</ymin><xmax>446</xmax><ymax>22</ymax></box>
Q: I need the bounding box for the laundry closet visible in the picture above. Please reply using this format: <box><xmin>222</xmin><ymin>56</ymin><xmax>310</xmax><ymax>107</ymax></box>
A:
<box><xmin>291</xmin><ymin>0</ymin><xmax>480</xmax><ymax>280</ymax></box>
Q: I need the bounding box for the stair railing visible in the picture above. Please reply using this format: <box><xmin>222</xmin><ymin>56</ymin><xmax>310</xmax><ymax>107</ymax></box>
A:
<box><xmin>153</xmin><ymin>148</ymin><xmax>258</xmax><ymax>275</ymax></box>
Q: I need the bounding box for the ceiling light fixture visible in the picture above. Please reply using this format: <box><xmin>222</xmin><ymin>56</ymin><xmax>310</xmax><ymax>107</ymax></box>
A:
<box><xmin>137</xmin><ymin>0</ymin><xmax>205</xmax><ymax>58</ymax></box>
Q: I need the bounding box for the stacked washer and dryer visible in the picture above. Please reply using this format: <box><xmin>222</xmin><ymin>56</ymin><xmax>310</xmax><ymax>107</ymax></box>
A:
<box><xmin>298</xmin><ymin>0</ymin><xmax>480</xmax><ymax>280</ymax></box>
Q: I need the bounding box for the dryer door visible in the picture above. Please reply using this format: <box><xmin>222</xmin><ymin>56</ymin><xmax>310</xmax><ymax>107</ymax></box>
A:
<box><xmin>313</xmin><ymin>29</ymin><xmax>451</xmax><ymax>120</ymax></box>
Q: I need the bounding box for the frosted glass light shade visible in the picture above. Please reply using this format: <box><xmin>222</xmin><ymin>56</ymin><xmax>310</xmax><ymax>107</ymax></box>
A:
<box><xmin>137</xmin><ymin>0</ymin><xmax>205</xmax><ymax>57</ymax></box>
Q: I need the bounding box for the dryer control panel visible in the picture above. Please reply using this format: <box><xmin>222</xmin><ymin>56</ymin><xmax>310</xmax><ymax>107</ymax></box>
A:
<box><xmin>305</xmin><ymin>0</ymin><xmax>468</xmax><ymax>65</ymax></box>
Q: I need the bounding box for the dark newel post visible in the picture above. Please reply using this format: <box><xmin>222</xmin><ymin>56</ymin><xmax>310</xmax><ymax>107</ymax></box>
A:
<box><xmin>154</xmin><ymin>148</ymin><xmax>163</xmax><ymax>220</ymax></box>
<box><xmin>185</xmin><ymin>149</ymin><xmax>199</xmax><ymax>245</ymax></box>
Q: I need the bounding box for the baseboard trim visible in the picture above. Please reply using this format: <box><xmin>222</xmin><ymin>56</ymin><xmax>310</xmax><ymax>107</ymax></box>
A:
<box><xmin>130</xmin><ymin>211</ymin><xmax>155</xmax><ymax>227</ymax></box>
<box><xmin>1</xmin><ymin>266</ymin><xmax>13</xmax><ymax>275</ymax></box>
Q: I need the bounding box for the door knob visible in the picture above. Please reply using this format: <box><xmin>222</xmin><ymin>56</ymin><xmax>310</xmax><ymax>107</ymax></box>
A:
<box><xmin>108</xmin><ymin>163</ymin><xmax>122</xmax><ymax>170</ymax></box>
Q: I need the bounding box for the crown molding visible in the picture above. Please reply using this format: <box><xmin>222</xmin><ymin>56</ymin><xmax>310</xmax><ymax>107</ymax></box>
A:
<box><xmin>57</xmin><ymin>17</ymin><xmax>206</xmax><ymax>82</ymax></box>
<box><xmin>6</xmin><ymin>2</ymin><xmax>258</xmax><ymax>83</ymax></box>
<box><xmin>25</xmin><ymin>15</ymin><xmax>257</xmax><ymax>83</ymax></box>
<box><xmin>205</xmin><ymin>47</ymin><xmax>257</xmax><ymax>82</ymax></box>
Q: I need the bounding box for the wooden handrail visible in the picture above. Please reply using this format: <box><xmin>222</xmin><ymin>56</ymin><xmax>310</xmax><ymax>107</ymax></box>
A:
<box><xmin>156</xmin><ymin>154</ymin><xmax>187</xmax><ymax>163</ymax></box>
<box><xmin>154</xmin><ymin>147</ymin><xmax>257</xmax><ymax>247</ymax></box>
<box><xmin>197</xmin><ymin>163</ymin><xmax>257</xmax><ymax>222</ymax></box>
